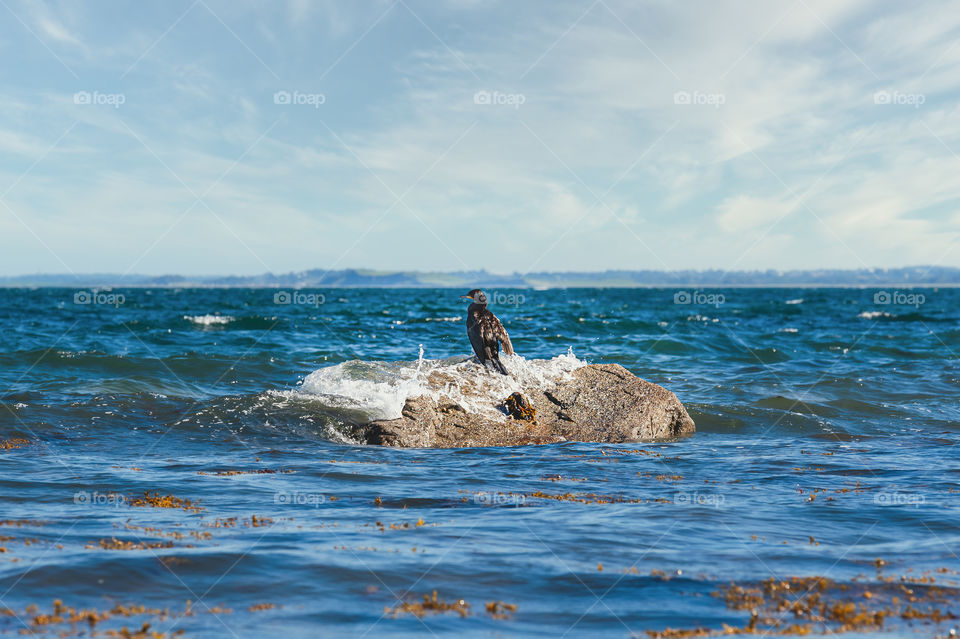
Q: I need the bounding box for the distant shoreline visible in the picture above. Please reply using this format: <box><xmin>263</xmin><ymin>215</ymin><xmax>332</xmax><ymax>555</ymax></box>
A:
<box><xmin>1</xmin><ymin>266</ymin><xmax>958</xmax><ymax>288</ymax></box>
<box><xmin>2</xmin><ymin>283</ymin><xmax>959</xmax><ymax>289</ymax></box>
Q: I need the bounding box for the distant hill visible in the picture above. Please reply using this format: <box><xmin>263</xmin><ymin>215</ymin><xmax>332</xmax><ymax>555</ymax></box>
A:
<box><xmin>1</xmin><ymin>266</ymin><xmax>957</xmax><ymax>288</ymax></box>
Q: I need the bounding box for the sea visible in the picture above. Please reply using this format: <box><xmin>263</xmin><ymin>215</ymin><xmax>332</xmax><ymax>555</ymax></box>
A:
<box><xmin>0</xmin><ymin>287</ymin><xmax>957</xmax><ymax>638</ymax></box>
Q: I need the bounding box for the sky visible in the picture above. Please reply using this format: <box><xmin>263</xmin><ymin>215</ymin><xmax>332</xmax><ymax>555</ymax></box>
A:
<box><xmin>1</xmin><ymin>0</ymin><xmax>959</xmax><ymax>277</ymax></box>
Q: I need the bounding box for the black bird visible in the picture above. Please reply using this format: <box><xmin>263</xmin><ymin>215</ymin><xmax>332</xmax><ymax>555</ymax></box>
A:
<box><xmin>460</xmin><ymin>289</ymin><xmax>514</xmax><ymax>375</ymax></box>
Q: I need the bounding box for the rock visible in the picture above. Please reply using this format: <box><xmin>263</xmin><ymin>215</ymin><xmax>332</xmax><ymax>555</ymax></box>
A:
<box><xmin>353</xmin><ymin>363</ymin><xmax>695</xmax><ymax>448</ymax></box>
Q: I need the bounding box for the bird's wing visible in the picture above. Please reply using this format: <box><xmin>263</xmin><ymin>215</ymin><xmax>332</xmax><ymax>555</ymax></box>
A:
<box><xmin>491</xmin><ymin>315</ymin><xmax>514</xmax><ymax>355</ymax></box>
<box><xmin>466</xmin><ymin>314</ymin><xmax>487</xmax><ymax>362</ymax></box>
<box><xmin>480</xmin><ymin>315</ymin><xmax>500</xmax><ymax>358</ymax></box>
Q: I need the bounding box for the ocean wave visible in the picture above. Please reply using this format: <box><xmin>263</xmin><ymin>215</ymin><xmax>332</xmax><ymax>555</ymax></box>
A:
<box><xmin>184</xmin><ymin>314</ymin><xmax>235</xmax><ymax>326</ymax></box>
<box><xmin>858</xmin><ymin>311</ymin><xmax>894</xmax><ymax>319</ymax></box>
<box><xmin>785</xmin><ymin>299</ymin><xmax>804</xmax><ymax>305</ymax></box>
<box><xmin>275</xmin><ymin>347</ymin><xmax>587</xmax><ymax>422</ymax></box>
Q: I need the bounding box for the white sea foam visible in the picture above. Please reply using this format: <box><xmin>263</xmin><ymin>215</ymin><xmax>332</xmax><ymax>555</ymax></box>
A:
<box><xmin>780</xmin><ymin>327</ymin><xmax>799</xmax><ymax>333</ymax></box>
<box><xmin>184</xmin><ymin>314</ymin><xmax>235</xmax><ymax>326</ymax></box>
<box><xmin>278</xmin><ymin>347</ymin><xmax>587</xmax><ymax>421</ymax></box>
<box><xmin>858</xmin><ymin>311</ymin><xmax>894</xmax><ymax>319</ymax></box>
<box><xmin>785</xmin><ymin>299</ymin><xmax>804</xmax><ymax>305</ymax></box>
<box><xmin>424</xmin><ymin>316</ymin><xmax>462</xmax><ymax>323</ymax></box>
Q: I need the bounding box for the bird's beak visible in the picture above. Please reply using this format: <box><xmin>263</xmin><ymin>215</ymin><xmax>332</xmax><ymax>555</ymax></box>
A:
<box><xmin>459</xmin><ymin>295</ymin><xmax>472</xmax><ymax>300</ymax></box>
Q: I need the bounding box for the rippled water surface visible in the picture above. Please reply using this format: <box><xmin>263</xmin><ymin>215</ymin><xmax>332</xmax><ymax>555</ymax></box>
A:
<box><xmin>0</xmin><ymin>288</ymin><xmax>957</xmax><ymax>637</ymax></box>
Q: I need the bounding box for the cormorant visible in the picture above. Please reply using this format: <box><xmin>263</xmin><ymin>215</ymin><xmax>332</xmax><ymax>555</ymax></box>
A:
<box><xmin>460</xmin><ymin>289</ymin><xmax>514</xmax><ymax>375</ymax></box>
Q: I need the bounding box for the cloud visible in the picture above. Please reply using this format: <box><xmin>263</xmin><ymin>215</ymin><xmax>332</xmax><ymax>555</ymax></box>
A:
<box><xmin>1</xmin><ymin>0</ymin><xmax>959</xmax><ymax>274</ymax></box>
<box><xmin>716</xmin><ymin>195</ymin><xmax>795</xmax><ymax>234</ymax></box>
<box><xmin>36</xmin><ymin>16</ymin><xmax>82</xmax><ymax>47</ymax></box>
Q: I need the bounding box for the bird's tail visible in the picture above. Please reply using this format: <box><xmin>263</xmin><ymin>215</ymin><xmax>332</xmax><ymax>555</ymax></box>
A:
<box><xmin>489</xmin><ymin>355</ymin><xmax>509</xmax><ymax>376</ymax></box>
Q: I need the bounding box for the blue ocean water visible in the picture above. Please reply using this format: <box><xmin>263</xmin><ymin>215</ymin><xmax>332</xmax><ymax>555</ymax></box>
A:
<box><xmin>0</xmin><ymin>287</ymin><xmax>957</xmax><ymax>638</ymax></box>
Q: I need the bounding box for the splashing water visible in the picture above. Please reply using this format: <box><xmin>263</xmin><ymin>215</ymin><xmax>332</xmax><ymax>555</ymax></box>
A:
<box><xmin>281</xmin><ymin>346</ymin><xmax>587</xmax><ymax>421</ymax></box>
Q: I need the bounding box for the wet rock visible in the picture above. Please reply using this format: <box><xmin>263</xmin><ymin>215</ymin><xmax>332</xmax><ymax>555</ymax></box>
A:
<box><xmin>353</xmin><ymin>364</ymin><xmax>695</xmax><ymax>448</ymax></box>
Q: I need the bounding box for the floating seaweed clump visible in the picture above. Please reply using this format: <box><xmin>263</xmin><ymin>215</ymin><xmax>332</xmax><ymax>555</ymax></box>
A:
<box><xmin>0</xmin><ymin>438</ymin><xmax>31</xmax><ymax>450</ymax></box>
<box><xmin>485</xmin><ymin>601</ymin><xmax>518</xmax><ymax>619</ymax></box>
<box><xmin>13</xmin><ymin>599</ymin><xmax>186</xmax><ymax>638</ymax></box>
<box><xmin>197</xmin><ymin>468</ymin><xmax>295</xmax><ymax>476</ymax></box>
<box><xmin>645</xmin><ymin>573</ymin><xmax>959</xmax><ymax>638</ymax></box>
<box><xmin>541</xmin><ymin>474</ymin><xmax>588</xmax><ymax>482</ymax></box>
<box><xmin>385</xmin><ymin>591</ymin><xmax>518</xmax><ymax>621</ymax></box>
<box><xmin>120</xmin><ymin>523</ymin><xmax>212</xmax><ymax>543</ymax></box>
<box><xmin>374</xmin><ymin>519</ymin><xmax>430</xmax><ymax>531</ymax></box>
<box><xmin>88</xmin><ymin>538</ymin><xmax>176</xmax><ymax>551</ymax></box>
<box><xmin>0</xmin><ymin>519</ymin><xmax>46</xmax><ymax>528</ymax></box>
<box><xmin>129</xmin><ymin>492</ymin><xmax>204</xmax><ymax>514</ymax></box>
<box><xmin>525</xmin><ymin>490</ymin><xmax>646</xmax><ymax>504</ymax></box>
<box><xmin>386</xmin><ymin>591</ymin><xmax>470</xmax><ymax>619</ymax></box>
<box><xmin>638</xmin><ymin>472</ymin><xmax>684</xmax><ymax>482</ymax></box>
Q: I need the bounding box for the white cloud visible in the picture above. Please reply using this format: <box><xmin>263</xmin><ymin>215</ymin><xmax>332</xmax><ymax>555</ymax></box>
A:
<box><xmin>37</xmin><ymin>16</ymin><xmax>82</xmax><ymax>47</ymax></box>
<box><xmin>716</xmin><ymin>195</ymin><xmax>795</xmax><ymax>234</ymax></box>
<box><xmin>2</xmin><ymin>0</ymin><xmax>960</xmax><ymax>274</ymax></box>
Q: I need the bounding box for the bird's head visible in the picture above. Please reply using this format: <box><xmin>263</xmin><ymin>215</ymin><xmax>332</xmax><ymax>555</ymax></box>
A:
<box><xmin>460</xmin><ymin>289</ymin><xmax>487</xmax><ymax>305</ymax></box>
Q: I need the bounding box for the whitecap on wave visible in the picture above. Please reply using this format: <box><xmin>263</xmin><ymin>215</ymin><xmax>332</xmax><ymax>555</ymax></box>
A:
<box><xmin>785</xmin><ymin>299</ymin><xmax>804</xmax><ymax>305</ymax></box>
<box><xmin>858</xmin><ymin>311</ymin><xmax>894</xmax><ymax>319</ymax></box>
<box><xmin>184</xmin><ymin>314</ymin><xmax>235</xmax><ymax>326</ymax></box>
<box><xmin>273</xmin><ymin>347</ymin><xmax>587</xmax><ymax>422</ymax></box>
